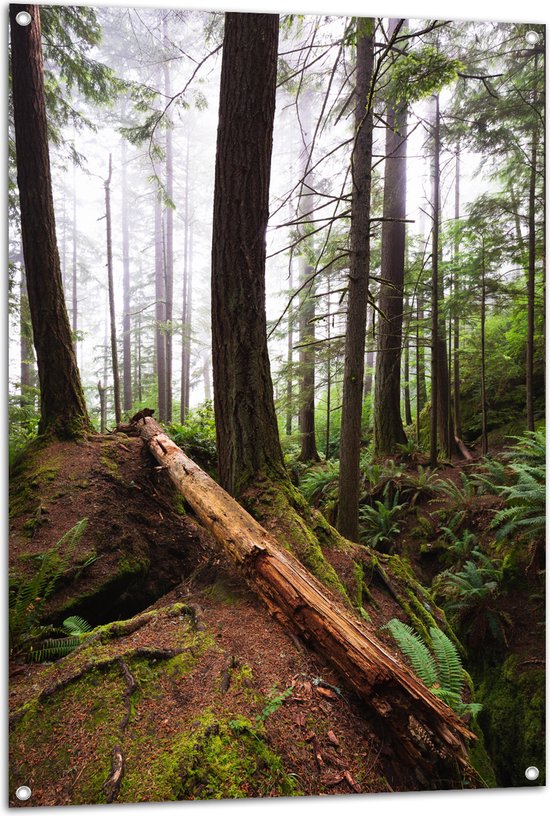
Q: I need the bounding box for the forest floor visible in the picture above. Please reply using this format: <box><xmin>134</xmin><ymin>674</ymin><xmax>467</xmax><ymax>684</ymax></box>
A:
<box><xmin>8</xmin><ymin>430</ymin><xmax>545</xmax><ymax>803</ymax></box>
<box><xmin>9</xmin><ymin>432</ymin><xmax>429</xmax><ymax>805</ymax></box>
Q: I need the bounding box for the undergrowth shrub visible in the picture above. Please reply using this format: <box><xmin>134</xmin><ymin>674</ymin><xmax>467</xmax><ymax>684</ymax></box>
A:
<box><xmin>359</xmin><ymin>489</ymin><xmax>406</xmax><ymax>551</ymax></box>
<box><xmin>433</xmin><ymin>551</ymin><xmax>511</xmax><ymax>650</ymax></box>
<box><xmin>169</xmin><ymin>400</ymin><xmax>217</xmax><ymax>474</ymax></box>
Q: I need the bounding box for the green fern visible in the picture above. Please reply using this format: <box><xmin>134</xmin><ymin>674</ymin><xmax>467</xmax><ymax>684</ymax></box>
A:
<box><xmin>492</xmin><ymin>463</ymin><xmax>545</xmax><ymax>542</ymax></box>
<box><xmin>430</xmin><ymin>627</ymin><xmax>463</xmax><ymax>695</ymax></box>
<box><xmin>29</xmin><ymin>615</ymin><xmax>93</xmax><ymax>663</ymax></box>
<box><xmin>359</xmin><ymin>490</ymin><xmax>406</xmax><ymax>550</ymax></box>
<box><xmin>9</xmin><ymin>518</ymin><xmax>89</xmax><ymax>660</ymax></box>
<box><xmin>383</xmin><ymin>618</ymin><xmax>481</xmax><ymax>719</ymax></box>
<box><xmin>382</xmin><ymin>619</ymin><xmax>439</xmax><ymax>688</ymax></box>
<box><xmin>432</xmin><ymin>473</ymin><xmax>478</xmax><ymax>532</ymax></box>
<box><xmin>434</xmin><ymin>553</ymin><xmax>511</xmax><ymax>649</ymax></box>
<box><xmin>300</xmin><ymin>461</ymin><xmax>339</xmax><ymax>506</ymax></box>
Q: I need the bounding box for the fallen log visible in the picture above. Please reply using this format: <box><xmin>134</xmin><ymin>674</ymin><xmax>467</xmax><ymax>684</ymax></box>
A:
<box><xmin>137</xmin><ymin>417</ymin><xmax>478</xmax><ymax>787</ymax></box>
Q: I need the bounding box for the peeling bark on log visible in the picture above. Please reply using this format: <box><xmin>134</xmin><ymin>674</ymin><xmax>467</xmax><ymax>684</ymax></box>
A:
<box><xmin>137</xmin><ymin>417</ymin><xmax>478</xmax><ymax>786</ymax></box>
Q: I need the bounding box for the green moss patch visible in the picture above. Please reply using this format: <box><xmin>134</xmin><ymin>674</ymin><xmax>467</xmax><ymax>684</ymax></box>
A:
<box><xmin>476</xmin><ymin>654</ymin><xmax>545</xmax><ymax>786</ymax></box>
<box><xmin>122</xmin><ymin>710</ymin><xmax>300</xmax><ymax>801</ymax></box>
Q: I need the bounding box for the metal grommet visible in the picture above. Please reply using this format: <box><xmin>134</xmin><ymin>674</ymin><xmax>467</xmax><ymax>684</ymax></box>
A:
<box><xmin>15</xmin><ymin>786</ymin><xmax>32</xmax><ymax>801</ymax></box>
<box><xmin>525</xmin><ymin>766</ymin><xmax>539</xmax><ymax>781</ymax></box>
<box><xmin>15</xmin><ymin>11</ymin><xmax>32</xmax><ymax>26</ymax></box>
<box><xmin>525</xmin><ymin>30</ymin><xmax>540</xmax><ymax>45</ymax></box>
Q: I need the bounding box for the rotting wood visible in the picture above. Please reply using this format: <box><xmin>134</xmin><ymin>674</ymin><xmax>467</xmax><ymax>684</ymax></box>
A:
<box><xmin>136</xmin><ymin>417</ymin><xmax>479</xmax><ymax>787</ymax></box>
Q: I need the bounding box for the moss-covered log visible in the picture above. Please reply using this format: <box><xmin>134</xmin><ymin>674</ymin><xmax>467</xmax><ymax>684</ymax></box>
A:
<box><xmin>137</xmin><ymin>417</ymin><xmax>478</xmax><ymax>787</ymax></box>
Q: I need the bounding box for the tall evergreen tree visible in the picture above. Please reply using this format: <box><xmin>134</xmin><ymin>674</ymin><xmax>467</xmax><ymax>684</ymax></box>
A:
<box><xmin>337</xmin><ymin>18</ymin><xmax>374</xmax><ymax>541</ymax></box>
<box><xmin>10</xmin><ymin>4</ymin><xmax>89</xmax><ymax>437</ymax></box>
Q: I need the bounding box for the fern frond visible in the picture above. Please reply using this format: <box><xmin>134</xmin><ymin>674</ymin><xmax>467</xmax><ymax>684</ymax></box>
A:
<box><xmin>62</xmin><ymin>615</ymin><xmax>93</xmax><ymax>635</ymax></box>
<box><xmin>29</xmin><ymin>636</ymin><xmax>83</xmax><ymax>663</ymax></box>
<box><xmin>430</xmin><ymin>627</ymin><xmax>464</xmax><ymax>695</ymax></box>
<box><xmin>382</xmin><ymin>619</ymin><xmax>438</xmax><ymax>688</ymax></box>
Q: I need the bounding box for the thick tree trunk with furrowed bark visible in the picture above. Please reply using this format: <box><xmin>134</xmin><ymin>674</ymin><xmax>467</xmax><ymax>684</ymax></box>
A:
<box><xmin>136</xmin><ymin>415</ymin><xmax>478</xmax><ymax>787</ymax></box>
<box><xmin>211</xmin><ymin>12</ymin><xmax>286</xmax><ymax>496</ymax></box>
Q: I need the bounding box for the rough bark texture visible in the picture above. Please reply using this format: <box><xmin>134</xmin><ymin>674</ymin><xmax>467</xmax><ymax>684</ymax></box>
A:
<box><xmin>10</xmin><ymin>4</ymin><xmax>89</xmax><ymax>437</ymax></box>
<box><xmin>211</xmin><ymin>12</ymin><xmax>286</xmax><ymax>496</ymax></box>
<box><xmin>373</xmin><ymin>54</ymin><xmax>408</xmax><ymax>455</ymax></box>
<box><xmin>337</xmin><ymin>20</ymin><xmax>374</xmax><ymax>541</ymax></box>
<box><xmin>137</xmin><ymin>417</ymin><xmax>478</xmax><ymax>788</ymax></box>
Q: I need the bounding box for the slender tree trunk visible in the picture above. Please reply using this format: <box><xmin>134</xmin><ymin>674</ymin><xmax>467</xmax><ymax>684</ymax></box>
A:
<box><xmin>480</xmin><ymin>241</ymin><xmax>488</xmax><ymax>455</ymax></box>
<box><xmin>430</xmin><ymin>95</ymin><xmax>457</xmax><ymax>463</ymax></box>
<box><xmin>19</xmin><ymin>263</ymin><xmax>34</xmax><ymax>403</ymax></box>
<box><xmin>453</xmin><ymin>149</ymin><xmax>462</xmax><ymax>439</ymax></box>
<box><xmin>211</xmin><ymin>12</ymin><xmax>285</xmax><ymax>496</ymax></box>
<box><xmin>285</xmin><ymin>266</ymin><xmax>294</xmax><ymax>436</ymax></box>
<box><xmin>121</xmin><ymin>137</ymin><xmax>132</xmax><ymax>412</ymax></box>
<box><xmin>10</xmin><ymin>4</ymin><xmax>89</xmax><ymax>437</ymax></box>
<box><xmin>105</xmin><ymin>154</ymin><xmax>121</xmax><ymax>426</ymax></box>
<box><xmin>71</xmin><ymin>162</ymin><xmax>78</xmax><ymax>340</ymax></box>
<box><xmin>337</xmin><ymin>19</ymin><xmax>374</xmax><ymax>542</ymax></box>
<box><xmin>202</xmin><ymin>353</ymin><xmax>212</xmax><ymax>402</ymax></box>
<box><xmin>403</xmin><ymin>344</ymin><xmax>412</xmax><ymax>426</ymax></box>
<box><xmin>182</xmin><ymin>221</ymin><xmax>193</xmax><ymax>413</ymax></box>
<box><xmin>416</xmin><ymin>290</ymin><xmax>427</xmax><ymax>411</ymax></box>
<box><xmin>98</xmin><ymin>381</ymin><xmax>107</xmax><ymax>434</ymax></box>
<box><xmin>373</xmin><ymin>18</ymin><xmax>408</xmax><ymax>455</ymax></box>
<box><xmin>297</xmin><ymin>88</ymin><xmax>320</xmax><ymax>463</ymax></box>
<box><xmin>163</xmin><ymin>19</ymin><xmax>174</xmax><ymax>423</ymax></box>
<box><xmin>155</xmin><ymin>189</ymin><xmax>167</xmax><ymax>422</ymax></box>
<box><xmin>180</xmin><ymin>133</ymin><xmax>191</xmax><ymax>422</ymax></box>
<box><xmin>363</xmin><ymin>303</ymin><xmax>374</xmax><ymax>397</ymax></box>
<box><xmin>430</xmin><ymin>96</ymin><xmax>440</xmax><ymax>468</ymax></box>
<box><xmin>526</xmin><ymin>111</ymin><xmax>537</xmax><ymax>432</ymax></box>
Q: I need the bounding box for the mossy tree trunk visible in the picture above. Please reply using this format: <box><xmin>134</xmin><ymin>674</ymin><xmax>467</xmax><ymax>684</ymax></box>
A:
<box><xmin>10</xmin><ymin>4</ymin><xmax>90</xmax><ymax>438</ymax></box>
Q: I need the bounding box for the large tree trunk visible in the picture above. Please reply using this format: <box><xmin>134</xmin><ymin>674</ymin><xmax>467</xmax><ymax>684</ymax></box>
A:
<box><xmin>10</xmin><ymin>4</ymin><xmax>89</xmax><ymax>437</ymax></box>
<box><xmin>211</xmin><ymin>12</ymin><xmax>286</xmax><ymax>496</ymax></box>
<box><xmin>337</xmin><ymin>19</ymin><xmax>374</xmax><ymax>541</ymax></box>
<box><xmin>136</xmin><ymin>416</ymin><xmax>477</xmax><ymax>787</ymax></box>
<box><xmin>373</xmin><ymin>34</ymin><xmax>408</xmax><ymax>455</ymax></box>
